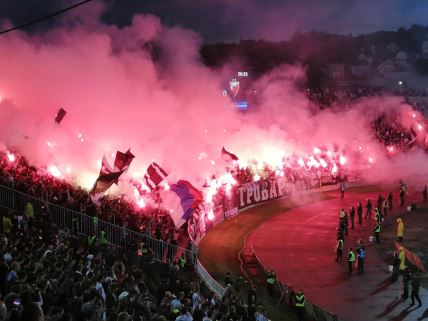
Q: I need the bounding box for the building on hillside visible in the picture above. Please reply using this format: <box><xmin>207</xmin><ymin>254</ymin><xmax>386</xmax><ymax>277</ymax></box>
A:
<box><xmin>325</xmin><ymin>41</ymin><xmax>428</xmax><ymax>91</ymax></box>
<box><xmin>370</xmin><ymin>49</ymin><xmax>428</xmax><ymax>91</ymax></box>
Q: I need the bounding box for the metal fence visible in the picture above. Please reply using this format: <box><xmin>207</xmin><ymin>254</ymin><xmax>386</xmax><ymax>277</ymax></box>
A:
<box><xmin>0</xmin><ymin>184</ymin><xmax>197</xmax><ymax>264</ymax></box>
<box><xmin>196</xmin><ymin>259</ymin><xmax>225</xmax><ymax>297</ymax></box>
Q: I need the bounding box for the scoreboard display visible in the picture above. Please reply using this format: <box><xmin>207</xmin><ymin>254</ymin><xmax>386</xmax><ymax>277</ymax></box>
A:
<box><xmin>226</xmin><ymin>71</ymin><xmax>251</xmax><ymax>110</ymax></box>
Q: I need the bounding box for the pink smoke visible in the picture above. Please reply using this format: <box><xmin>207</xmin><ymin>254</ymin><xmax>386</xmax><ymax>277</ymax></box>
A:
<box><xmin>0</xmin><ymin>3</ymin><xmax>426</xmax><ymax>198</ymax></box>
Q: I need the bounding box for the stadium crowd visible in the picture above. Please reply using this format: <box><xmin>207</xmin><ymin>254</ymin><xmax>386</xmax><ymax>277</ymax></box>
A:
<box><xmin>307</xmin><ymin>86</ymin><xmax>428</xmax><ymax>116</ymax></box>
<box><xmin>373</xmin><ymin>115</ymin><xmax>413</xmax><ymax>151</ymax></box>
<box><xmin>306</xmin><ymin>86</ymin><xmax>386</xmax><ymax>109</ymax></box>
<box><xmin>0</xmin><ymin>152</ymin><xmax>182</xmax><ymax>249</ymax></box>
<box><xmin>0</xmin><ymin>204</ymin><xmax>274</xmax><ymax>321</ymax></box>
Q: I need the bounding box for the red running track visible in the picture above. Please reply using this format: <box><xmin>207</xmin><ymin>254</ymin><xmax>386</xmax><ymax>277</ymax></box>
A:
<box><xmin>247</xmin><ymin>189</ymin><xmax>427</xmax><ymax>321</ymax></box>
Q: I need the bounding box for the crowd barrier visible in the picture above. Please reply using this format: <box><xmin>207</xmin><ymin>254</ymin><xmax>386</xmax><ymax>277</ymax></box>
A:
<box><xmin>196</xmin><ymin>259</ymin><xmax>226</xmax><ymax>297</ymax></box>
<box><xmin>0</xmin><ymin>184</ymin><xmax>197</xmax><ymax>264</ymax></box>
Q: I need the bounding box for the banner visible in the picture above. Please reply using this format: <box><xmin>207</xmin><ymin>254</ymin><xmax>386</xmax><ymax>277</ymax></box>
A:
<box><xmin>236</xmin><ymin>177</ymin><xmax>290</xmax><ymax>209</ymax></box>
<box><xmin>224</xmin><ymin>207</ymin><xmax>239</xmax><ymax>219</ymax></box>
<box><xmin>320</xmin><ymin>176</ymin><xmax>338</xmax><ymax>186</ymax></box>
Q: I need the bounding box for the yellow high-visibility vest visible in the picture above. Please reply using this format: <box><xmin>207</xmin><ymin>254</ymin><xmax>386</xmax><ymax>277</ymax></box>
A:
<box><xmin>88</xmin><ymin>235</ymin><xmax>96</xmax><ymax>246</ymax></box>
<box><xmin>348</xmin><ymin>251</ymin><xmax>356</xmax><ymax>262</ymax></box>
<box><xmin>295</xmin><ymin>294</ymin><xmax>305</xmax><ymax>307</ymax></box>
<box><xmin>266</xmin><ymin>273</ymin><xmax>276</xmax><ymax>284</ymax></box>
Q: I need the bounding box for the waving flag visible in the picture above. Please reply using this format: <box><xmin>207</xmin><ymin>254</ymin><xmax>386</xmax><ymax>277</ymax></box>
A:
<box><xmin>161</xmin><ymin>180</ymin><xmax>203</xmax><ymax>229</ymax></box>
<box><xmin>221</xmin><ymin>147</ymin><xmax>239</xmax><ymax>162</ymax></box>
<box><xmin>54</xmin><ymin>108</ymin><xmax>67</xmax><ymax>124</ymax></box>
<box><xmin>90</xmin><ymin>170</ymin><xmax>124</xmax><ymax>198</ymax></box>
<box><xmin>100</xmin><ymin>156</ymin><xmax>113</xmax><ymax>176</ymax></box>
<box><xmin>144</xmin><ymin>162</ymin><xmax>168</xmax><ymax>191</ymax></box>
<box><xmin>113</xmin><ymin>149</ymin><xmax>135</xmax><ymax>171</ymax></box>
<box><xmin>90</xmin><ymin>156</ymin><xmax>125</xmax><ymax>200</ymax></box>
<box><xmin>394</xmin><ymin>241</ymin><xmax>425</xmax><ymax>272</ymax></box>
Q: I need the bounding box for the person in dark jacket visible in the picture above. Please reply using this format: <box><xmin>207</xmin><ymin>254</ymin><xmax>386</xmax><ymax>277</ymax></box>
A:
<box><xmin>388</xmin><ymin>192</ymin><xmax>393</xmax><ymax>209</ymax></box>
<box><xmin>376</xmin><ymin>194</ymin><xmax>383</xmax><ymax>213</ymax></box>
<box><xmin>391</xmin><ymin>252</ymin><xmax>400</xmax><ymax>282</ymax></box>
<box><xmin>247</xmin><ymin>285</ymin><xmax>257</xmax><ymax>306</ymax></box>
<box><xmin>410</xmin><ymin>276</ymin><xmax>422</xmax><ymax>306</ymax></box>
<box><xmin>400</xmin><ymin>187</ymin><xmax>405</xmax><ymax>206</ymax></box>
<box><xmin>402</xmin><ymin>267</ymin><xmax>411</xmax><ymax>300</ymax></box>
<box><xmin>224</xmin><ymin>272</ymin><xmax>233</xmax><ymax>287</ymax></box>
<box><xmin>365</xmin><ymin>199</ymin><xmax>372</xmax><ymax>219</ymax></box>
<box><xmin>357</xmin><ymin>202</ymin><xmax>363</xmax><ymax>224</ymax></box>
<box><xmin>350</xmin><ymin>206</ymin><xmax>355</xmax><ymax>229</ymax></box>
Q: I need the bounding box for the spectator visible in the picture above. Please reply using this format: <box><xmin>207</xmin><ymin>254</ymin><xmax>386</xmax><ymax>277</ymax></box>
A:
<box><xmin>5</xmin><ymin>262</ymin><xmax>19</xmax><ymax>293</ymax></box>
<box><xmin>176</xmin><ymin>307</ymin><xmax>193</xmax><ymax>321</ymax></box>
<box><xmin>21</xmin><ymin>302</ymin><xmax>44</xmax><ymax>321</ymax></box>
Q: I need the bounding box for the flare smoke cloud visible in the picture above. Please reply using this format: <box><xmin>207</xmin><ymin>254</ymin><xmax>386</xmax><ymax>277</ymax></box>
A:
<box><xmin>0</xmin><ymin>2</ymin><xmax>426</xmax><ymax>193</ymax></box>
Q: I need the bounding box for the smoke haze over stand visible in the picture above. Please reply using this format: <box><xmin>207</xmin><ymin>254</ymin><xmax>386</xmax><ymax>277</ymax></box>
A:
<box><xmin>0</xmin><ymin>4</ymin><xmax>426</xmax><ymax>201</ymax></box>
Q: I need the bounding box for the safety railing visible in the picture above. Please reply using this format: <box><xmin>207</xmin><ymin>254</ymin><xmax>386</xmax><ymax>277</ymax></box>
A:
<box><xmin>249</xmin><ymin>243</ymin><xmax>342</xmax><ymax>321</ymax></box>
<box><xmin>0</xmin><ymin>184</ymin><xmax>196</xmax><ymax>264</ymax></box>
<box><xmin>196</xmin><ymin>259</ymin><xmax>225</xmax><ymax>297</ymax></box>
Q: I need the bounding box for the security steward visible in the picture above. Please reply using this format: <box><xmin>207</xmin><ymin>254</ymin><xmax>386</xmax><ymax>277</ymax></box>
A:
<box><xmin>179</xmin><ymin>253</ymin><xmax>187</xmax><ymax>269</ymax></box>
<box><xmin>347</xmin><ymin>248</ymin><xmax>356</xmax><ymax>275</ymax></box>
<box><xmin>266</xmin><ymin>269</ymin><xmax>276</xmax><ymax>297</ymax></box>
<box><xmin>87</xmin><ymin>234</ymin><xmax>96</xmax><ymax>247</ymax></box>
<box><xmin>375</xmin><ymin>208</ymin><xmax>382</xmax><ymax>224</ymax></box>
<box><xmin>373</xmin><ymin>222</ymin><xmax>381</xmax><ymax>244</ymax></box>
<box><xmin>140</xmin><ymin>242</ymin><xmax>149</xmax><ymax>256</ymax></box>
<box><xmin>294</xmin><ymin>288</ymin><xmax>305</xmax><ymax>321</ymax></box>
<box><xmin>99</xmin><ymin>230</ymin><xmax>108</xmax><ymax>246</ymax></box>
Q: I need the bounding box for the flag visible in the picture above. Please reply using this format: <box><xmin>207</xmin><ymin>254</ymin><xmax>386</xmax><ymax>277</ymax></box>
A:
<box><xmin>221</xmin><ymin>147</ymin><xmax>239</xmax><ymax>162</ymax></box>
<box><xmin>394</xmin><ymin>241</ymin><xmax>425</xmax><ymax>272</ymax></box>
<box><xmin>90</xmin><ymin>170</ymin><xmax>124</xmax><ymax>197</ymax></box>
<box><xmin>160</xmin><ymin>180</ymin><xmax>203</xmax><ymax>229</ymax></box>
<box><xmin>144</xmin><ymin>162</ymin><xmax>168</xmax><ymax>191</ymax></box>
<box><xmin>54</xmin><ymin>108</ymin><xmax>67</xmax><ymax>124</ymax></box>
<box><xmin>113</xmin><ymin>149</ymin><xmax>135</xmax><ymax>171</ymax></box>
<box><xmin>100</xmin><ymin>156</ymin><xmax>113</xmax><ymax>176</ymax></box>
<box><xmin>90</xmin><ymin>155</ymin><xmax>126</xmax><ymax>200</ymax></box>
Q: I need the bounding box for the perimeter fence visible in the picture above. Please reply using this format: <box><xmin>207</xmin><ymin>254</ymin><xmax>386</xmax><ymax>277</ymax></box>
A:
<box><xmin>0</xmin><ymin>184</ymin><xmax>196</xmax><ymax>264</ymax></box>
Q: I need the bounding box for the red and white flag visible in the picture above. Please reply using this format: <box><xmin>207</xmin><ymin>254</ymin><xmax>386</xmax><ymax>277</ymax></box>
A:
<box><xmin>113</xmin><ymin>149</ymin><xmax>135</xmax><ymax>172</ymax></box>
<box><xmin>144</xmin><ymin>162</ymin><xmax>168</xmax><ymax>191</ymax></box>
<box><xmin>100</xmin><ymin>156</ymin><xmax>113</xmax><ymax>176</ymax></box>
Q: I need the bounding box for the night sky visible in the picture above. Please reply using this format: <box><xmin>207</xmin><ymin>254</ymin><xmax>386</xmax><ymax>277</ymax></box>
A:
<box><xmin>1</xmin><ymin>0</ymin><xmax>427</xmax><ymax>42</ymax></box>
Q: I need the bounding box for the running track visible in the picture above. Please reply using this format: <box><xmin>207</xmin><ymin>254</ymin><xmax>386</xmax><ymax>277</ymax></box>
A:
<box><xmin>247</xmin><ymin>190</ymin><xmax>428</xmax><ymax>321</ymax></box>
